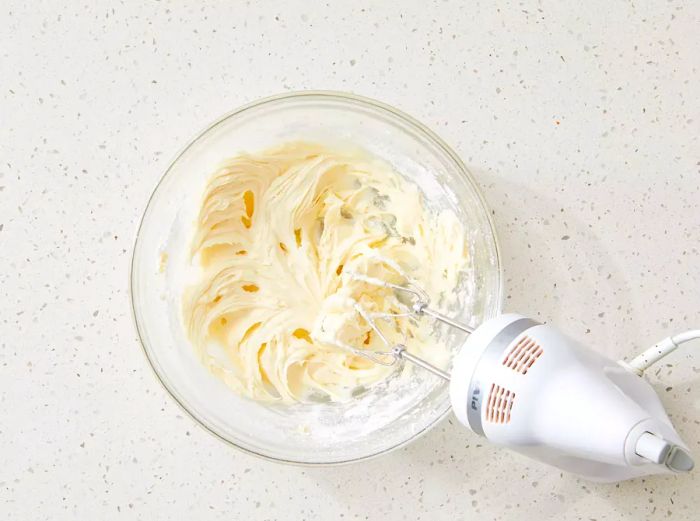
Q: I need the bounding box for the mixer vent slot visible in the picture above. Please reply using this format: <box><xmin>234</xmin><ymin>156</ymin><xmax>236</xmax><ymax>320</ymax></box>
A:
<box><xmin>485</xmin><ymin>384</ymin><xmax>515</xmax><ymax>424</ymax></box>
<box><xmin>503</xmin><ymin>335</ymin><xmax>543</xmax><ymax>374</ymax></box>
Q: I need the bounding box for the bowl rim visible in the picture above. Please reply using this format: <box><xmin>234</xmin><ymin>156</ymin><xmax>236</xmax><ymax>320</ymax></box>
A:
<box><xmin>129</xmin><ymin>90</ymin><xmax>503</xmax><ymax>466</ymax></box>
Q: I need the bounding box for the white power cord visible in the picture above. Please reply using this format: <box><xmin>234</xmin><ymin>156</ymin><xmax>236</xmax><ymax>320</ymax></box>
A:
<box><xmin>620</xmin><ymin>329</ymin><xmax>700</xmax><ymax>376</ymax></box>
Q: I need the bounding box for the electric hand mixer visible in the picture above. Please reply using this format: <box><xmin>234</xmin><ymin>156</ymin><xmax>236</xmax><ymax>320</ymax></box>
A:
<box><xmin>319</xmin><ymin>267</ymin><xmax>698</xmax><ymax>482</ymax></box>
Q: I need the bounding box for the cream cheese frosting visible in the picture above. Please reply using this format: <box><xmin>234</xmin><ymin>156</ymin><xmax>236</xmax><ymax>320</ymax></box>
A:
<box><xmin>183</xmin><ymin>142</ymin><xmax>468</xmax><ymax>403</ymax></box>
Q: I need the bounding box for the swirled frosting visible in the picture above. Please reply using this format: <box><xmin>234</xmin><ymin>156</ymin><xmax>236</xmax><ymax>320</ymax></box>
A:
<box><xmin>183</xmin><ymin>142</ymin><xmax>467</xmax><ymax>403</ymax></box>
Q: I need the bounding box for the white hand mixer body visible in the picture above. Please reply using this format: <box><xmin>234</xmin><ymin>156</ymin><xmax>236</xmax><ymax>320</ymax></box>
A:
<box><xmin>321</xmin><ymin>272</ymin><xmax>696</xmax><ymax>482</ymax></box>
<box><xmin>450</xmin><ymin>313</ymin><xmax>694</xmax><ymax>482</ymax></box>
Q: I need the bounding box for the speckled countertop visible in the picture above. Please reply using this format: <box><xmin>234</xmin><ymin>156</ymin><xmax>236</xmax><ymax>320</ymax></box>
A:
<box><xmin>2</xmin><ymin>1</ymin><xmax>699</xmax><ymax>519</ymax></box>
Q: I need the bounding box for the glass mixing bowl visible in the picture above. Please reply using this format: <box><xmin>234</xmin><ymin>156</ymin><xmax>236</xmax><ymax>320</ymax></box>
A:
<box><xmin>131</xmin><ymin>91</ymin><xmax>502</xmax><ymax>465</ymax></box>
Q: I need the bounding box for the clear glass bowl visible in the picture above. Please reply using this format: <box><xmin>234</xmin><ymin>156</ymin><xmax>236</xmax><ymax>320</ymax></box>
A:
<box><xmin>130</xmin><ymin>91</ymin><xmax>502</xmax><ymax>465</ymax></box>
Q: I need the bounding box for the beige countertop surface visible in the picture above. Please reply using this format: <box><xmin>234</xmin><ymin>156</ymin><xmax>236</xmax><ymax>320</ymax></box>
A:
<box><xmin>1</xmin><ymin>1</ymin><xmax>698</xmax><ymax>519</ymax></box>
